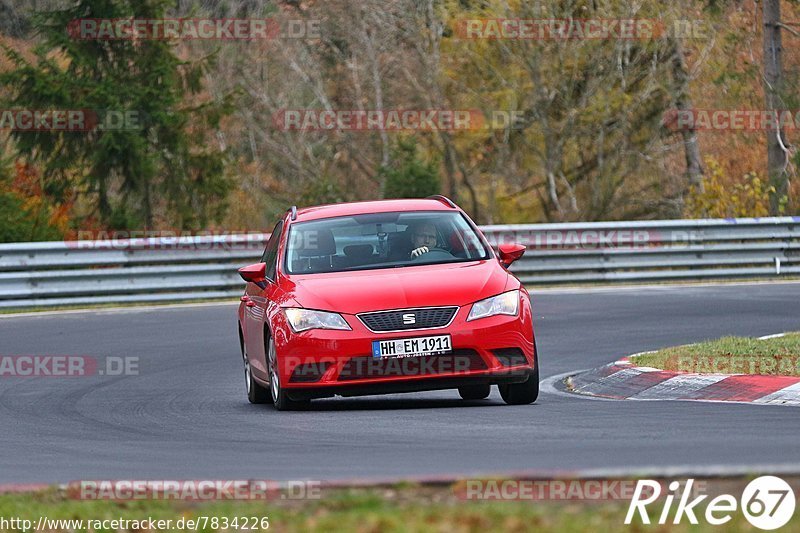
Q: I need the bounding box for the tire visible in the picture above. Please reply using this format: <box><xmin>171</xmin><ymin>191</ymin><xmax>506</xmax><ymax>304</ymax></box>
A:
<box><xmin>458</xmin><ymin>384</ymin><xmax>491</xmax><ymax>400</ymax></box>
<box><xmin>499</xmin><ymin>347</ymin><xmax>540</xmax><ymax>405</ymax></box>
<box><xmin>498</xmin><ymin>371</ymin><xmax>539</xmax><ymax>405</ymax></box>
<box><xmin>266</xmin><ymin>334</ymin><xmax>309</xmax><ymax>411</ymax></box>
<box><xmin>242</xmin><ymin>343</ymin><xmax>271</xmax><ymax>405</ymax></box>
<box><xmin>497</xmin><ymin>337</ymin><xmax>539</xmax><ymax>405</ymax></box>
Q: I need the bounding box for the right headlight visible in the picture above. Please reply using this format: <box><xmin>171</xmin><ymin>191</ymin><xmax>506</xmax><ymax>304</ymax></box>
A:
<box><xmin>467</xmin><ymin>290</ymin><xmax>519</xmax><ymax>322</ymax></box>
<box><xmin>284</xmin><ymin>308</ymin><xmax>351</xmax><ymax>332</ymax></box>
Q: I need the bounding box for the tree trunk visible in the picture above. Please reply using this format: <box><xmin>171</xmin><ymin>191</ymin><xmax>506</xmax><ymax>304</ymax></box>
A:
<box><xmin>669</xmin><ymin>37</ymin><xmax>704</xmax><ymax>205</ymax></box>
<box><xmin>763</xmin><ymin>0</ymin><xmax>788</xmax><ymax>214</ymax></box>
<box><xmin>97</xmin><ymin>174</ymin><xmax>110</xmax><ymax>225</ymax></box>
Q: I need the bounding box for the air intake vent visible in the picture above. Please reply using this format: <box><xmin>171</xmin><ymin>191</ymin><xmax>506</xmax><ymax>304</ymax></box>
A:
<box><xmin>338</xmin><ymin>349</ymin><xmax>487</xmax><ymax>381</ymax></box>
<box><xmin>289</xmin><ymin>361</ymin><xmax>331</xmax><ymax>383</ymax></box>
<box><xmin>492</xmin><ymin>348</ymin><xmax>529</xmax><ymax>367</ymax></box>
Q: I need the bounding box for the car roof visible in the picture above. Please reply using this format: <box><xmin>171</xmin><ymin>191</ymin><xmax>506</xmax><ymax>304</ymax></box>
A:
<box><xmin>292</xmin><ymin>198</ymin><xmax>456</xmax><ymax>222</ymax></box>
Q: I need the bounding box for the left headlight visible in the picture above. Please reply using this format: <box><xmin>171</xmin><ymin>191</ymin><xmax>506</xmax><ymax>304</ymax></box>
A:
<box><xmin>284</xmin><ymin>308</ymin><xmax>352</xmax><ymax>333</ymax></box>
<box><xmin>467</xmin><ymin>290</ymin><xmax>519</xmax><ymax>322</ymax></box>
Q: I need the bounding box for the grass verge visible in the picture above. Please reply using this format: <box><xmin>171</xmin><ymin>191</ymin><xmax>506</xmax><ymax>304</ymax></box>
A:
<box><xmin>632</xmin><ymin>333</ymin><xmax>800</xmax><ymax>375</ymax></box>
<box><xmin>2</xmin><ymin>482</ymin><xmax>800</xmax><ymax>532</ymax></box>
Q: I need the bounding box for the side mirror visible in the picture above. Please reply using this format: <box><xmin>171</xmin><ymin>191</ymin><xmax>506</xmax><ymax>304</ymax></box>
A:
<box><xmin>498</xmin><ymin>243</ymin><xmax>526</xmax><ymax>268</ymax></box>
<box><xmin>238</xmin><ymin>262</ymin><xmax>267</xmax><ymax>289</ymax></box>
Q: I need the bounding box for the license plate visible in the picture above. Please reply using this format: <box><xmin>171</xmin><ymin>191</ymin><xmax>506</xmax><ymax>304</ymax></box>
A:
<box><xmin>372</xmin><ymin>335</ymin><xmax>452</xmax><ymax>359</ymax></box>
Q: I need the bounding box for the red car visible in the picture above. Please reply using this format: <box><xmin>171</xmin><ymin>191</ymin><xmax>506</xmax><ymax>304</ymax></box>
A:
<box><xmin>237</xmin><ymin>196</ymin><xmax>538</xmax><ymax>410</ymax></box>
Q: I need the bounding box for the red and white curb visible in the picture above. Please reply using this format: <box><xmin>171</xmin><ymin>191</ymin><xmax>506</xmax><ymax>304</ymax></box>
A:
<box><xmin>566</xmin><ymin>355</ymin><xmax>800</xmax><ymax>406</ymax></box>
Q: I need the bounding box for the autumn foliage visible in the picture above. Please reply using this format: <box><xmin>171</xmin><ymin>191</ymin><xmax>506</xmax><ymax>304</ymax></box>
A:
<box><xmin>0</xmin><ymin>0</ymin><xmax>798</xmax><ymax>242</ymax></box>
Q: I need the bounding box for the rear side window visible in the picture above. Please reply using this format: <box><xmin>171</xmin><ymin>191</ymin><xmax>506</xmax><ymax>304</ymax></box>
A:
<box><xmin>261</xmin><ymin>220</ymin><xmax>284</xmax><ymax>281</ymax></box>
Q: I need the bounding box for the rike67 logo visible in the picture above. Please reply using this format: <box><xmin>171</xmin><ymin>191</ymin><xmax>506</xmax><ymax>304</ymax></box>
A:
<box><xmin>626</xmin><ymin>476</ymin><xmax>796</xmax><ymax>530</ymax></box>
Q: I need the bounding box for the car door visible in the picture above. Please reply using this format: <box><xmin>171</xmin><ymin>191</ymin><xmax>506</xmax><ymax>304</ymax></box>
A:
<box><xmin>243</xmin><ymin>219</ymin><xmax>284</xmax><ymax>379</ymax></box>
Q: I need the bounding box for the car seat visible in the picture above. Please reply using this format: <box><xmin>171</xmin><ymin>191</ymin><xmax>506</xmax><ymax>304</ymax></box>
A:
<box><xmin>291</xmin><ymin>228</ymin><xmax>336</xmax><ymax>272</ymax></box>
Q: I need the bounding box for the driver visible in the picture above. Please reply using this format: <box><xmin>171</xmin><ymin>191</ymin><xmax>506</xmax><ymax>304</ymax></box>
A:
<box><xmin>408</xmin><ymin>221</ymin><xmax>439</xmax><ymax>258</ymax></box>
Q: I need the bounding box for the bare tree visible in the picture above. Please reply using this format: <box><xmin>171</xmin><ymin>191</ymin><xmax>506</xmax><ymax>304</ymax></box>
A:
<box><xmin>668</xmin><ymin>37</ymin><xmax>704</xmax><ymax>197</ymax></box>
<box><xmin>763</xmin><ymin>0</ymin><xmax>789</xmax><ymax>214</ymax></box>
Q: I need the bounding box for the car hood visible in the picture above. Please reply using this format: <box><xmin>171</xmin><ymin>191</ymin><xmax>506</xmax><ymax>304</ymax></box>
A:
<box><xmin>287</xmin><ymin>260</ymin><xmax>511</xmax><ymax>314</ymax></box>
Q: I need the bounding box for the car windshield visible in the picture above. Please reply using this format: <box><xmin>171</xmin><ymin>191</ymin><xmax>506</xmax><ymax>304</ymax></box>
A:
<box><xmin>285</xmin><ymin>211</ymin><xmax>491</xmax><ymax>274</ymax></box>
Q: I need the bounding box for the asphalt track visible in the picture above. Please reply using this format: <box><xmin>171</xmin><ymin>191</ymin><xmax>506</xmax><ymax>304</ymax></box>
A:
<box><xmin>1</xmin><ymin>282</ymin><xmax>799</xmax><ymax>484</ymax></box>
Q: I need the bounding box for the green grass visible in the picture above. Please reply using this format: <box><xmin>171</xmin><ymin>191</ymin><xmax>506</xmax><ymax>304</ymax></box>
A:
<box><xmin>2</xmin><ymin>485</ymin><xmax>800</xmax><ymax>532</ymax></box>
<box><xmin>632</xmin><ymin>332</ymin><xmax>800</xmax><ymax>375</ymax></box>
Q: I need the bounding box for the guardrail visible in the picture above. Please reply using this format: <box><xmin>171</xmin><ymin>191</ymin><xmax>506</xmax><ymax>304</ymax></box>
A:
<box><xmin>0</xmin><ymin>217</ymin><xmax>798</xmax><ymax>308</ymax></box>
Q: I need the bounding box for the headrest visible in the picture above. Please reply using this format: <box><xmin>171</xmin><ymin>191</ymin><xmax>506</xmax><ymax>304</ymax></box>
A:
<box><xmin>294</xmin><ymin>228</ymin><xmax>336</xmax><ymax>257</ymax></box>
<box><xmin>343</xmin><ymin>244</ymin><xmax>374</xmax><ymax>258</ymax></box>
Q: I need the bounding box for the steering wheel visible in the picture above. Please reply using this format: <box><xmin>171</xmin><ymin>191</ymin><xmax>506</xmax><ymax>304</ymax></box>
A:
<box><xmin>410</xmin><ymin>247</ymin><xmax>455</xmax><ymax>262</ymax></box>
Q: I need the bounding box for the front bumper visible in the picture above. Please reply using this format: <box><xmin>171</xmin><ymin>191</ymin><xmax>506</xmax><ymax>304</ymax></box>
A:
<box><xmin>287</xmin><ymin>370</ymin><xmax>535</xmax><ymax>400</ymax></box>
<box><xmin>271</xmin><ymin>298</ymin><xmax>536</xmax><ymax>396</ymax></box>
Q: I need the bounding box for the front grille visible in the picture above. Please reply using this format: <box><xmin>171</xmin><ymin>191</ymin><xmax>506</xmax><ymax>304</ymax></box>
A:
<box><xmin>358</xmin><ymin>306</ymin><xmax>458</xmax><ymax>332</ymax></box>
<box><xmin>338</xmin><ymin>349</ymin><xmax>487</xmax><ymax>381</ymax></box>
